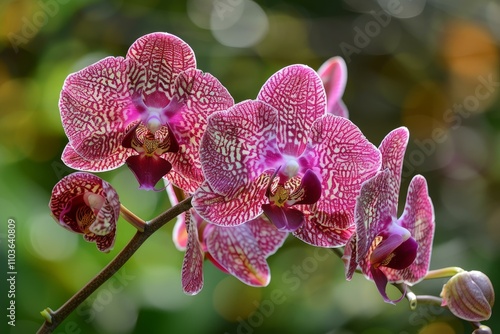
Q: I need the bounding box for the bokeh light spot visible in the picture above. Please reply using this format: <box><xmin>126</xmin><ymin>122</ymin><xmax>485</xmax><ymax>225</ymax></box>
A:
<box><xmin>211</xmin><ymin>0</ymin><xmax>268</xmax><ymax>48</ymax></box>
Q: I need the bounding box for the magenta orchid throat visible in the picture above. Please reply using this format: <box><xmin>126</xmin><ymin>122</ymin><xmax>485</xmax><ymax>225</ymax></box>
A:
<box><xmin>42</xmin><ymin>31</ymin><xmax>494</xmax><ymax>334</ymax></box>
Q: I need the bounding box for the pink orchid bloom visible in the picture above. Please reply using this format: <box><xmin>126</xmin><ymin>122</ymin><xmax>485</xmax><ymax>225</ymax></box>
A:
<box><xmin>193</xmin><ymin>64</ymin><xmax>381</xmax><ymax>247</ymax></box>
<box><xmin>343</xmin><ymin>127</ymin><xmax>435</xmax><ymax>303</ymax></box>
<box><xmin>49</xmin><ymin>172</ymin><xmax>120</xmax><ymax>252</ymax></box>
<box><xmin>167</xmin><ymin>185</ymin><xmax>287</xmax><ymax>295</ymax></box>
<box><xmin>317</xmin><ymin>56</ymin><xmax>349</xmax><ymax>118</ymax></box>
<box><xmin>60</xmin><ymin>32</ymin><xmax>233</xmax><ymax>192</ymax></box>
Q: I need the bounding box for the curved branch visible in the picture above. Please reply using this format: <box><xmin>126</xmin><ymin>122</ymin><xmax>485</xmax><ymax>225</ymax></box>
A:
<box><xmin>37</xmin><ymin>196</ymin><xmax>192</xmax><ymax>334</ymax></box>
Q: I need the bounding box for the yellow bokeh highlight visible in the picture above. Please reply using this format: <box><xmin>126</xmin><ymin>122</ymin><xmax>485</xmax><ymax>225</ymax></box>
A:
<box><xmin>418</xmin><ymin>322</ymin><xmax>457</xmax><ymax>334</ymax></box>
<box><xmin>440</xmin><ymin>19</ymin><xmax>498</xmax><ymax>79</ymax></box>
<box><xmin>0</xmin><ymin>0</ymin><xmax>38</xmax><ymax>41</ymax></box>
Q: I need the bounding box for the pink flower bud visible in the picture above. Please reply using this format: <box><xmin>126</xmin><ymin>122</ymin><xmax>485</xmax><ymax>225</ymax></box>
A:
<box><xmin>49</xmin><ymin>172</ymin><xmax>120</xmax><ymax>252</ymax></box>
<box><xmin>441</xmin><ymin>270</ymin><xmax>495</xmax><ymax>322</ymax></box>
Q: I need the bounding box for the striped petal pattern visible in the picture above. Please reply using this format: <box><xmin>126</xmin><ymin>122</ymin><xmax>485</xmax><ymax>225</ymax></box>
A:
<box><xmin>257</xmin><ymin>65</ymin><xmax>326</xmax><ymax>156</ymax></box>
<box><xmin>343</xmin><ymin>127</ymin><xmax>435</xmax><ymax>303</ymax></box>
<box><xmin>49</xmin><ymin>172</ymin><xmax>120</xmax><ymax>252</ymax></box>
<box><xmin>60</xmin><ymin>32</ymin><xmax>233</xmax><ymax>192</ymax></box>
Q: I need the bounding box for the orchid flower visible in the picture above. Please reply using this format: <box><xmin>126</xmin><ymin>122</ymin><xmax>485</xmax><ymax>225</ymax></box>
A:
<box><xmin>193</xmin><ymin>64</ymin><xmax>381</xmax><ymax>247</ymax></box>
<box><xmin>60</xmin><ymin>32</ymin><xmax>233</xmax><ymax>191</ymax></box>
<box><xmin>49</xmin><ymin>172</ymin><xmax>120</xmax><ymax>252</ymax></box>
<box><xmin>167</xmin><ymin>185</ymin><xmax>287</xmax><ymax>295</ymax></box>
<box><xmin>342</xmin><ymin>127</ymin><xmax>435</xmax><ymax>303</ymax></box>
<box><xmin>317</xmin><ymin>56</ymin><xmax>349</xmax><ymax>118</ymax></box>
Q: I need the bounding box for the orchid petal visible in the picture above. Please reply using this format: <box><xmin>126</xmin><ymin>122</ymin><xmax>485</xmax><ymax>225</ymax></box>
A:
<box><xmin>125</xmin><ymin>154</ymin><xmax>172</xmax><ymax>191</ymax></box>
<box><xmin>258</xmin><ymin>64</ymin><xmax>326</xmax><ymax>156</ymax></box>
<box><xmin>126</xmin><ymin>32</ymin><xmax>196</xmax><ymax>107</ymax></box>
<box><xmin>172</xmin><ymin>214</ymin><xmax>188</xmax><ymax>251</ymax></box>
<box><xmin>317</xmin><ymin>56</ymin><xmax>349</xmax><ymax>117</ymax></box>
<box><xmin>200</xmin><ymin>100</ymin><xmax>280</xmax><ymax>198</ymax></box>
<box><xmin>246</xmin><ymin>215</ymin><xmax>288</xmax><ymax>256</ymax></box>
<box><xmin>392</xmin><ymin>175</ymin><xmax>435</xmax><ymax>284</ymax></box>
<box><xmin>61</xmin><ymin>143</ymin><xmax>131</xmax><ymax>172</ymax></box>
<box><xmin>192</xmin><ymin>176</ymin><xmax>270</xmax><ymax>226</ymax></box>
<box><xmin>379</xmin><ymin>126</ymin><xmax>409</xmax><ymax>203</ymax></box>
<box><xmin>166</xmin><ymin>184</ymin><xmax>188</xmax><ymax>250</ymax></box>
<box><xmin>292</xmin><ymin>169</ymin><xmax>322</xmax><ymax>205</ymax></box>
<box><xmin>330</xmin><ymin>99</ymin><xmax>349</xmax><ymax>118</ymax></box>
<box><xmin>293</xmin><ymin>215</ymin><xmax>355</xmax><ymax>247</ymax></box>
<box><xmin>262</xmin><ymin>204</ymin><xmax>304</xmax><ymax>232</ymax></box>
<box><xmin>206</xmin><ymin>224</ymin><xmax>271</xmax><ymax>286</ymax></box>
<box><xmin>83</xmin><ymin>229</ymin><xmax>116</xmax><ymax>253</ymax></box>
<box><xmin>306</xmin><ymin>114</ymin><xmax>381</xmax><ymax>228</ymax></box>
<box><xmin>355</xmin><ymin>170</ymin><xmax>398</xmax><ymax>264</ymax></box>
<box><xmin>60</xmin><ymin>56</ymin><xmax>139</xmax><ymax>161</ymax></box>
<box><xmin>165</xmin><ymin>69</ymin><xmax>234</xmax><ymax>191</ymax></box>
<box><xmin>370</xmin><ymin>266</ymin><xmax>406</xmax><ymax>304</ymax></box>
<box><xmin>164</xmin><ymin>169</ymin><xmax>200</xmax><ymax>194</ymax></box>
<box><xmin>342</xmin><ymin>235</ymin><xmax>358</xmax><ymax>280</ymax></box>
<box><xmin>181</xmin><ymin>211</ymin><xmax>204</xmax><ymax>295</ymax></box>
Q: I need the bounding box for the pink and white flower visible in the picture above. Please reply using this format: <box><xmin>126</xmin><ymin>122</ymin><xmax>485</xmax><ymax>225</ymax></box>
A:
<box><xmin>168</xmin><ymin>185</ymin><xmax>287</xmax><ymax>295</ymax></box>
<box><xmin>193</xmin><ymin>64</ymin><xmax>381</xmax><ymax>247</ymax></box>
<box><xmin>60</xmin><ymin>32</ymin><xmax>233</xmax><ymax>191</ymax></box>
<box><xmin>343</xmin><ymin>127</ymin><xmax>435</xmax><ymax>303</ymax></box>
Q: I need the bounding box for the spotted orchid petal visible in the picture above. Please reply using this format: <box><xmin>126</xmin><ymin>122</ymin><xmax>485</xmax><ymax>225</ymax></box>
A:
<box><xmin>199</xmin><ymin>100</ymin><xmax>280</xmax><ymax>198</ymax></box>
<box><xmin>126</xmin><ymin>32</ymin><xmax>196</xmax><ymax>111</ymax></box>
<box><xmin>246</xmin><ymin>215</ymin><xmax>288</xmax><ymax>255</ymax></box>
<box><xmin>49</xmin><ymin>172</ymin><xmax>120</xmax><ymax>252</ymax></box>
<box><xmin>379</xmin><ymin>126</ymin><xmax>409</xmax><ymax>202</ymax></box>
<box><xmin>164</xmin><ymin>68</ymin><xmax>234</xmax><ymax>193</ymax></box>
<box><xmin>354</xmin><ymin>170</ymin><xmax>399</xmax><ymax>269</ymax></box>
<box><xmin>62</xmin><ymin>143</ymin><xmax>131</xmax><ymax>172</ymax></box>
<box><xmin>257</xmin><ymin>64</ymin><xmax>326</xmax><ymax>156</ymax></box>
<box><xmin>302</xmin><ymin>114</ymin><xmax>381</xmax><ymax>229</ymax></box>
<box><xmin>181</xmin><ymin>211</ymin><xmax>204</xmax><ymax>295</ymax></box>
<box><xmin>193</xmin><ymin>175</ymin><xmax>270</xmax><ymax>226</ymax></box>
<box><xmin>317</xmin><ymin>56</ymin><xmax>349</xmax><ymax>118</ymax></box>
<box><xmin>60</xmin><ymin>56</ymin><xmax>139</xmax><ymax>164</ymax></box>
<box><xmin>294</xmin><ymin>216</ymin><xmax>356</xmax><ymax>248</ymax></box>
<box><xmin>384</xmin><ymin>175</ymin><xmax>434</xmax><ymax>284</ymax></box>
<box><xmin>206</xmin><ymin>220</ymin><xmax>276</xmax><ymax>287</ymax></box>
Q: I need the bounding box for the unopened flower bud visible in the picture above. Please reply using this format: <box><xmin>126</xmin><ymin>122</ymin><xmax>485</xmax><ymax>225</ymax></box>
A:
<box><xmin>472</xmin><ymin>325</ymin><xmax>492</xmax><ymax>334</ymax></box>
<box><xmin>440</xmin><ymin>270</ymin><xmax>494</xmax><ymax>322</ymax></box>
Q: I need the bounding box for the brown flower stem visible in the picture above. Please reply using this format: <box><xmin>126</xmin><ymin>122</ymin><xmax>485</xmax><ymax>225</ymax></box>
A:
<box><xmin>120</xmin><ymin>204</ymin><xmax>146</xmax><ymax>232</ymax></box>
<box><xmin>36</xmin><ymin>196</ymin><xmax>192</xmax><ymax>334</ymax></box>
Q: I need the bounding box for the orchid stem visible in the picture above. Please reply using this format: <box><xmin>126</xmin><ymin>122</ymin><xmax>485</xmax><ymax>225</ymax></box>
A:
<box><xmin>120</xmin><ymin>204</ymin><xmax>146</xmax><ymax>232</ymax></box>
<box><xmin>424</xmin><ymin>267</ymin><xmax>464</xmax><ymax>280</ymax></box>
<box><xmin>36</xmin><ymin>196</ymin><xmax>192</xmax><ymax>334</ymax></box>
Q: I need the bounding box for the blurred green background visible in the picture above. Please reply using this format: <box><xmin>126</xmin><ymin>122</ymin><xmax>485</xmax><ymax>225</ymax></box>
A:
<box><xmin>1</xmin><ymin>0</ymin><xmax>499</xmax><ymax>333</ymax></box>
